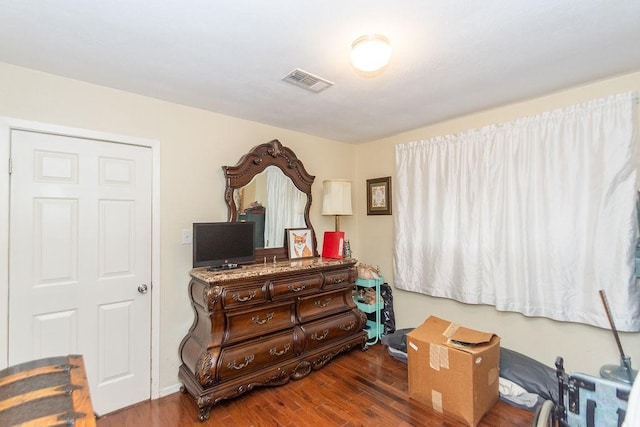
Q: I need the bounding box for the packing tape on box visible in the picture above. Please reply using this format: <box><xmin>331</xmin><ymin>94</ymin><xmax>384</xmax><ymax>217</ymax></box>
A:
<box><xmin>429</xmin><ymin>343</ymin><xmax>449</xmax><ymax>371</ymax></box>
<box><xmin>488</xmin><ymin>367</ymin><xmax>499</xmax><ymax>386</ymax></box>
<box><xmin>442</xmin><ymin>322</ymin><xmax>460</xmax><ymax>339</ymax></box>
<box><xmin>431</xmin><ymin>390</ymin><xmax>443</xmax><ymax>414</ymax></box>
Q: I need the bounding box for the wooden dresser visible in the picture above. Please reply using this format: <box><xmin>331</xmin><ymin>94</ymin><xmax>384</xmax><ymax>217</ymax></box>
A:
<box><xmin>179</xmin><ymin>257</ymin><xmax>367</xmax><ymax>421</ymax></box>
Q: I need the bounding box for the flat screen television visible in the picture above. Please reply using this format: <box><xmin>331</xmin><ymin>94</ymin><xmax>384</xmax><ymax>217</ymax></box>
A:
<box><xmin>193</xmin><ymin>222</ymin><xmax>255</xmax><ymax>270</ymax></box>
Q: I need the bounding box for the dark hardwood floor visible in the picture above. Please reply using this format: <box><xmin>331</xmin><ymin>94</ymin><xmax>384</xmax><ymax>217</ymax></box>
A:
<box><xmin>96</xmin><ymin>344</ymin><xmax>534</xmax><ymax>426</ymax></box>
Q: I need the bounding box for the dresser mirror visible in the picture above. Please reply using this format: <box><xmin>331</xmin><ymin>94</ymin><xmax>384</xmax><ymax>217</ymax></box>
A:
<box><xmin>223</xmin><ymin>139</ymin><xmax>318</xmax><ymax>260</ymax></box>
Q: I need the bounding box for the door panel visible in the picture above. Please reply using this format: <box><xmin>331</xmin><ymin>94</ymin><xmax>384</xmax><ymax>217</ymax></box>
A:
<box><xmin>33</xmin><ymin>309</ymin><xmax>78</xmax><ymax>356</ymax></box>
<box><xmin>35</xmin><ymin>197</ymin><xmax>78</xmax><ymax>284</ymax></box>
<box><xmin>98</xmin><ymin>300</ymin><xmax>134</xmax><ymax>382</ymax></box>
<box><xmin>9</xmin><ymin>129</ymin><xmax>152</xmax><ymax>415</ymax></box>
<box><xmin>99</xmin><ymin>199</ymin><xmax>135</xmax><ymax>277</ymax></box>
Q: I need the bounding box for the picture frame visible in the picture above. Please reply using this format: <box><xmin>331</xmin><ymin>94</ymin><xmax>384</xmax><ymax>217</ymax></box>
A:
<box><xmin>366</xmin><ymin>176</ymin><xmax>392</xmax><ymax>215</ymax></box>
<box><xmin>286</xmin><ymin>228</ymin><xmax>314</xmax><ymax>259</ymax></box>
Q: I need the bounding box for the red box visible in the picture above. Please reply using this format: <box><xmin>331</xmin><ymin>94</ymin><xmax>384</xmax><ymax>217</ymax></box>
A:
<box><xmin>322</xmin><ymin>231</ymin><xmax>344</xmax><ymax>258</ymax></box>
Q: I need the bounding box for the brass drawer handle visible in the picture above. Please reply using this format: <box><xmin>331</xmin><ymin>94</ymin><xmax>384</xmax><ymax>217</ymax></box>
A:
<box><xmin>340</xmin><ymin>321</ymin><xmax>356</xmax><ymax>331</ymax></box>
<box><xmin>251</xmin><ymin>312</ymin><xmax>274</xmax><ymax>325</ymax></box>
<box><xmin>232</xmin><ymin>290</ymin><xmax>256</xmax><ymax>302</ymax></box>
<box><xmin>287</xmin><ymin>283</ymin><xmax>307</xmax><ymax>292</ymax></box>
<box><xmin>269</xmin><ymin>343</ymin><xmax>291</xmax><ymax>357</ymax></box>
<box><xmin>311</xmin><ymin>329</ymin><xmax>329</xmax><ymax>341</ymax></box>
<box><xmin>227</xmin><ymin>354</ymin><xmax>255</xmax><ymax>370</ymax></box>
<box><xmin>332</xmin><ymin>277</ymin><xmax>345</xmax><ymax>284</ymax></box>
<box><xmin>314</xmin><ymin>298</ymin><xmax>332</xmax><ymax>308</ymax></box>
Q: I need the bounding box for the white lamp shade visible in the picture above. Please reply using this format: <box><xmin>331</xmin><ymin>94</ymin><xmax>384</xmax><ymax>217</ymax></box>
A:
<box><xmin>322</xmin><ymin>179</ymin><xmax>353</xmax><ymax>215</ymax></box>
<box><xmin>350</xmin><ymin>34</ymin><xmax>391</xmax><ymax>73</ymax></box>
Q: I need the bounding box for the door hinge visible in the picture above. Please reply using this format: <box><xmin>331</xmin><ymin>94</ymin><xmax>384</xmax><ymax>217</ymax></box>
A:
<box><xmin>8</xmin><ymin>157</ymin><xmax>12</xmax><ymax>175</ymax></box>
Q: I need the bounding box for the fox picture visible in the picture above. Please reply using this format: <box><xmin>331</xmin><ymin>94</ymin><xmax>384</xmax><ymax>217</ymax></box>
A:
<box><xmin>291</xmin><ymin>231</ymin><xmax>312</xmax><ymax>258</ymax></box>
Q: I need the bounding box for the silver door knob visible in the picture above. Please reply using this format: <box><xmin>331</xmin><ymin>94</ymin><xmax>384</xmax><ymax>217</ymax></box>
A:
<box><xmin>138</xmin><ymin>284</ymin><xmax>148</xmax><ymax>294</ymax></box>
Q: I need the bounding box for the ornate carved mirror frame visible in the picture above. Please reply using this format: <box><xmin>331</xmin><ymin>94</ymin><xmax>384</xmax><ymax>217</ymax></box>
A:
<box><xmin>222</xmin><ymin>139</ymin><xmax>318</xmax><ymax>260</ymax></box>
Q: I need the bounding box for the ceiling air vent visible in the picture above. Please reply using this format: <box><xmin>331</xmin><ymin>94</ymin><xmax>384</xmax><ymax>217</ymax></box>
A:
<box><xmin>282</xmin><ymin>68</ymin><xmax>334</xmax><ymax>93</ymax></box>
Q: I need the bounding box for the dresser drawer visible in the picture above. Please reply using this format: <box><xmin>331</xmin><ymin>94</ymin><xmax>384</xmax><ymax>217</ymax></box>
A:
<box><xmin>269</xmin><ymin>273</ymin><xmax>323</xmax><ymax>300</ymax></box>
<box><xmin>221</xmin><ymin>281</ymin><xmax>268</xmax><ymax>309</ymax></box>
<box><xmin>299</xmin><ymin>310</ymin><xmax>363</xmax><ymax>353</ymax></box>
<box><xmin>323</xmin><ymin>269</ymin><xmax>353</xmax><ymax>288</ymax></box>
<box><xmin>296</xmin><ymin>288</ymin><xmax>352</xmax><ymax>323</ymax></box>
<box><xmin>217</xmin><ymin>330</ymin><xmax>296</xmax><ymax>382</ymax></box>
<box><xmin>225</xmin><ymin>302</ymin><xmax>295</xmax><ymax>344</ymax></box>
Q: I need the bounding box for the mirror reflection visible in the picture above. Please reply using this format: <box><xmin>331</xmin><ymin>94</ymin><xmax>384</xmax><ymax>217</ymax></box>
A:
<box><xmin>235</xmin><ymin>166</ymin><xmax>307</xmax><ymax>248</ymax></box>
<box><xmin>223</xmin><ymin>139</ymin><xmax>318</xmax><ymax>260</ymax></box>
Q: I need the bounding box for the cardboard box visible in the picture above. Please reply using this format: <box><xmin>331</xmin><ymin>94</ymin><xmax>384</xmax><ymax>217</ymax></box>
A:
<box><xmin>407</xmin><ymin>316</ymin><xmax>500</xmax><ymax>427</ymax></box>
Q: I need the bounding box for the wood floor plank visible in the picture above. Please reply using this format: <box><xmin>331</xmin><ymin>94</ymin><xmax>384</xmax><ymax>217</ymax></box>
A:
<box><xmin>97</xmin><ymin>344</ymin><xmax>534</xmax><ymax>426</ymax></box>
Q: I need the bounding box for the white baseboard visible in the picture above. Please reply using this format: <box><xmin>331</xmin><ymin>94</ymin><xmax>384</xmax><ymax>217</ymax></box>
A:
<box><xmin>159</xmin><ymin>383</ymin><xmax>182</xmax><ymax>398</ymax></box>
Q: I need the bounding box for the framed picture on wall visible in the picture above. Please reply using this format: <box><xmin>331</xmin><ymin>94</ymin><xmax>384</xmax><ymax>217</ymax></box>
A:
<box><xmin>286</xmin><ymin>228</ymin><xmax>314</xmax><ymax>259</ymax></box>
<box><xmin>366</xmin><ymin>176</ymin><xmax>392</xmax><ymax>215</ymax></box>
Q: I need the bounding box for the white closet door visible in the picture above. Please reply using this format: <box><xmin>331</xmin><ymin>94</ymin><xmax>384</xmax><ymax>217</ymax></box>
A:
<box><xmin>9</xmin><ymin>129</ymin><xmax>152</xmax><ymax>415</ymax></box>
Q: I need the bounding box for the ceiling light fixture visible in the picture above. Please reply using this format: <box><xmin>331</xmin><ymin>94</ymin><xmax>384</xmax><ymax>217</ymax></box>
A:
<box><xmin>350</xmin><ymin>34</ymin><xmax>391</xmax><ymax>73</ymax></box>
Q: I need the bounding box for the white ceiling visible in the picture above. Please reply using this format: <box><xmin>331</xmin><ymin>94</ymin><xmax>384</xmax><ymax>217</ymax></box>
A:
<box><xmin>1</xmin><ymin>1</ymin><xmax>639</xmax><ymax>143</ymax></box>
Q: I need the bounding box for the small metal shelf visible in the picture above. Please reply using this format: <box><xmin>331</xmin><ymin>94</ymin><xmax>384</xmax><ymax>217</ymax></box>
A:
<box><xmin>353</xmin><ymin>276</ymin><xmax>383</xmax><ymax>346</ymax></box>
<box><xmin>364</xmin><ymin>320</ymin><xmax>384</xmax><ymax>340</ymax></box>
<box><xmin>354</xmin><ymin>299</ymin><xmax>382</xmax><ymax>314</ymax></box>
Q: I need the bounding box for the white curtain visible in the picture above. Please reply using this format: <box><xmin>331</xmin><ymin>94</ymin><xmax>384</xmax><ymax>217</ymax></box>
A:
<box><xmin>264</xmin><ymin>167</ymin><xmax>306</xmax><ymax>247</ymax></box>
<box><xmin>394</xmin><ymin>92</ymin><xmax>640</xmax><ymax>331</ymax></box>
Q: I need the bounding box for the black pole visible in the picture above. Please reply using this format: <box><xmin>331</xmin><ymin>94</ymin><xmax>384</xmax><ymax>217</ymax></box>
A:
<box><xmin>598</xmin><ymin>289</ymin><xmax>626</xmax><ymax>358</ymax></box>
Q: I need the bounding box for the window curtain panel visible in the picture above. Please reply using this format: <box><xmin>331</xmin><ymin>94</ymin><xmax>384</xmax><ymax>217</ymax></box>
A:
<box><xmin>394</xmin><ymin>92</ymin><xmax>640</xmax><ymax>331</ymax></box>
<box><xmin>264</xmin><ymin>167</ymin><xmax>306</xmax><ymax>247</ymax></box>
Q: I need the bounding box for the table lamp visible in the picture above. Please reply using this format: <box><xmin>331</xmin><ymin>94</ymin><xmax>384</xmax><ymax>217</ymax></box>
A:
<box><xmin>322</xmin><ymin>179</ymin><xmax>352</xmax><ymax>231</ymax></box>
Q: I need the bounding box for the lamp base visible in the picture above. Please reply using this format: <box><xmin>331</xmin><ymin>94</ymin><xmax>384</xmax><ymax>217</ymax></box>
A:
<box><xmin>600</xmin><ymin>356</ymin><xmax>637</xmax><ymax>384</ymax></box>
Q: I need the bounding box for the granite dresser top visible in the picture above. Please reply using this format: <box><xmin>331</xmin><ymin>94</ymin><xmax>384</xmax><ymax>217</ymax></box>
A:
<box><xmin>190</xmin><ymin>257</ymin><xmax>357</xmax><ymax>284</ymax></box>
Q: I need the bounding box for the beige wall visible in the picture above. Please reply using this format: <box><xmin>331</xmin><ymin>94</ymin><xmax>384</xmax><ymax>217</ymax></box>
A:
<box><xmin>354</xmin><ymin>71</ymin><xmax>640</xmax><ymax>376</ymax></box>
<box><xmin>0</xmin><ymin>62</ymin><xmax>357</xmax><ymax>392</ymax></box>
<box><xmin>2</xmin><ymin>60</ymin><xmax>639</xmax><ymax>394</ymax></box>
